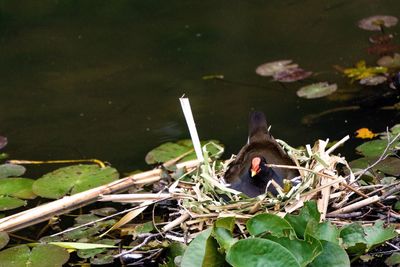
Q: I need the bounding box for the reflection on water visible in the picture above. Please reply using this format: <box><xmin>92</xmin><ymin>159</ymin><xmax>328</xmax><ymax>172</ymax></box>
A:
<box><xmin>0</xmin><ymin>0</ymin><xmax>399</xmax><ymax>173</ymax></box>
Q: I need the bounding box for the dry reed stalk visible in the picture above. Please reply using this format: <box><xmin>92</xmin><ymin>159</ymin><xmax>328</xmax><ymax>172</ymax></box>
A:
<box><xmin>162</xmin><ymin>212</ymin><xmax>190</xmax><ymax>232</ymax></box>
<box><xmin>328</xmin><ymin>196</ymin><xmax>381</xmax><ymax>215</ymax></box>
<box><xmin>0</xmin><ymin>161</ymin><xmax>198</xmax><ymax>233</ymax></box>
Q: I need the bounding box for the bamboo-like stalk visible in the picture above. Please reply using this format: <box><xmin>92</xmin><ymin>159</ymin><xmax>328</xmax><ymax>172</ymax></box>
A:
<box><xmin>0</xmin><ymin>162</ymin><xmax>196</xmax><ymax>233</ymax></box>
<box><xmin>328</xmin><ymin>196</ymin><xmax>380</xmax><ymax>215</ymax></box>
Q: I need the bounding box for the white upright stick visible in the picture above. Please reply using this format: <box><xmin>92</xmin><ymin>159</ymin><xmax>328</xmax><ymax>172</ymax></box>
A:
<box><xmin>179</xmin><ymin>97</ymin><xmax>204</xmax><ymax>162</ymax></box>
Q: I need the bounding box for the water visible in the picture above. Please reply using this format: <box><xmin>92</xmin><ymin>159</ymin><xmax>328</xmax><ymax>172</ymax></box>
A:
<box><xmin>0</xmin><ymin>0</ymin><xmax>399</xmax><ymax>175</ymax></box>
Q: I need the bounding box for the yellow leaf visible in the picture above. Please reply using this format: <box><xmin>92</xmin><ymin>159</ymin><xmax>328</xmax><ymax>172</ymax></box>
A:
<box><xmin>355</xmin><ymin>128</ymin><xmax>378</xmax><ymax>139</ymax></box>
<box><xmin>100</xmin><ymin>200</ymin><xmax>153</xmax><ymax>237</ymax></box>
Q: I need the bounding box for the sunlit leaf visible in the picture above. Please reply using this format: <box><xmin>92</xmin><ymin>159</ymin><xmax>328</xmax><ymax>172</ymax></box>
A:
<box><xmin>226</xmin><ymin>238</ymin><xmax>300</xmax><ymax>267</ymax></box>
<box><xmin>101</xmin><ymin>200</ymin><xmax>152</xmax><ymax>236</ymax></box>
<box><xmin>343</xmin><ymin>60</ymin><xmax>388</xmax><ymax>81</ymax></box>
<box><xmin>50</xmin><ymin>242</ymin><xmax>117</xmax><ymax>250</ymax></box>
<box><xmin>355</xmin><ymin>128</ymin><xmax>378</xmax><ymax>139</ymax></box>
<box><xmin>296</xmin><ymin>82</ymin><xmax>337</xmax><ymax>99</ymax></box>
<box><xmin>32</xmin><ymin>165</ymin><xmax>119</xmax><ymax>199</ymax></box>
<box><xmin>0</xmin><ymin>164</ymin><xmax>26</xmax><ymax>178</ymax></box>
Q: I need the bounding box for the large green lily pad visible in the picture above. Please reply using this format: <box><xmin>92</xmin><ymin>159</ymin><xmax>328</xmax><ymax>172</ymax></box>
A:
<box><xmin>296</xmin><ymin>82</ymin><xmax>337</xmax><ymax>99</ymax></box>
<box><xmin>0</xmin><ymin>178</ymin><xmax>36</xmax><ymax>199</ymax></box>
<box><xmin>0</xmin><ymin>178</ymin><xmax>36</xmax><ymax>211</ymax></box>
<box><xmin>356</xmin><ymin>139</ymin><xmax>399</xmax><ymax>157</ymax></box>
<box><xmin>0</xmin><ymin>244</ymin><xmax>69</xmax><ymax>267</ymax></box>
<box><xmin>350</xmin><ymin>156</ymin><xmax>400</xmax><ymax>176</ymax></box>
<box><xmin>145</xmin><ymin>139</ymin><xmax>223</xmax><ymax>165</ymax></box>
<box><xmin>33</xmin><ymin>165</ymin><xmax>119</xmax><ymax>199</ymax></box>
<box><xmin>0</xmin><ymin>164</ymin><xmax>26</xmax><ymax>179</ymax></box>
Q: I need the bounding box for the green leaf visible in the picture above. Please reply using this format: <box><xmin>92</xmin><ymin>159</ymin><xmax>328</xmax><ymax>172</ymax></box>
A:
<box><xmin>340</xmin><ymin>223</ymin><xmax>367</xmax><ymax>251</ymax></box>
<box><xmin>309</xmin><ymin>240</ymin><xmax>350</xmax><ymax>267</ymax></box>
<box><xmin>181</xmin><ymin>228</ymin><xmax>225</xmax><ymax>267</ymax></box>
<box><xmin>364</xmin><ymin>220</ymin><xmax>397</xmax><ymax>248</ymax></box>
<box><xmin>0</xmin><ymin>244</ymin><xmax>69</xmax><ymax>267</ymax></box>
<box><xmin>375</xmin><ymin>157</ymin><xmax>400</xmax><ymax>176</ymax></box>
<box><xmin>0</xmin><ymin>178</ymin><xmax>36</xmax><ymax>199</ymax></box>
<box><xmin>33</xmin><ymin>165</ymin><xmax>119</xmax><ymax>199</ymax></box>
<box><xmin>226</xmin><ymin>238</ymin><xmax>300</xmax><ymax>267</ymax></box>
<box><xmin>305</xmin><ymin>221</ymin><xmax>340</xmax><ymax>244</ymax></box>
<box><xmin>356</xmin><ymin>139</ymin><xmax>398</xmax><ymax>157</ymax></box>
<box><xmin>145</xmin><ymin>139</ymin><xmax>223</xmax><ymax>165</ymax></box>
<box><xmin>284</xmin><ymin>201</ymin><xmax>320</xmax><ymax>238</ymax></box>
<box><xmin>213</xmin><ymin>227</ymin><xmax>237</xmax><ymax>252</ymax></box>
<box><xmin>0</xmin><ymin>232</ymin><xmax>9</xmax><ymax>250</ymax></box>
<box><xmin>296</xmin><ymin>82</ymin><xmax>337</xmax><ymax>99</ymax></box>
<box><xmin>0</xmin><ymin>164</ymin><xmax>26</xmax><ymax>179</ymax></box>
<box><xmin>266</xmin><ymin>235</ymin><xmax>323</xmax><ymax>267</ymax></box>
<box><xmin>215</xmin><ymin>217</ymin><xmax>235</xmax><ymax>233</ymax></box>
<box><xmin>0</xmin><ymin>245</ymin><xmax>30</xmax><ymax>267</ymax></box>
<box><xmin>385</xmin><ymin>252</ymin><xmax>400</xmax><ymax>266</ymax></box>
<box><xmin>0</xmin><ymin>196</ymin><xmax>26</xmax><ymax>211</ymax></box>
<box><xmin>247</xmin><ymin>213</ymin><xmax>296</xmax><ymax>238</ymax></box>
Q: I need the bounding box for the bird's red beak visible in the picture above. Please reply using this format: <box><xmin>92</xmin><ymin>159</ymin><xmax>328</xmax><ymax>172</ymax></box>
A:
<box><xmin>251</xmin><ymin>157</ymin><xmax>261</xmax><ymax>177</ymax></box>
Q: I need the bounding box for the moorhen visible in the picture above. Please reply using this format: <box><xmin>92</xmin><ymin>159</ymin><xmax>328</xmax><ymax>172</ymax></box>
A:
<box><xmin>224</xmin><ymin>111</ymin><xmax>298</xmax><ymax>197</ymax></box>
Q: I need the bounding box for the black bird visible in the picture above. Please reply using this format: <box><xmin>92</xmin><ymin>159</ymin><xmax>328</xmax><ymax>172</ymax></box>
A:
<box><xmin>224</xmin><ymin>111</ymin><xmax>298</xmax><ymax>197</ymax></box>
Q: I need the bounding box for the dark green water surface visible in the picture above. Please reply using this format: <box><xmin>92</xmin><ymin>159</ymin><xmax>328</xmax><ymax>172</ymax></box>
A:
<box><xmin>1</xmin><ymin>1</ymin><xmax>399</xmax><ymax>173</ymax></box>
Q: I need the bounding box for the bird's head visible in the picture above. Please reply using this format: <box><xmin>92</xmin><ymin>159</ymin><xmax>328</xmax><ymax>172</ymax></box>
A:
<box><xmin>250</xmin><ymin>157</ymin><xmax>264</xmax><ymax>177</ymax></box>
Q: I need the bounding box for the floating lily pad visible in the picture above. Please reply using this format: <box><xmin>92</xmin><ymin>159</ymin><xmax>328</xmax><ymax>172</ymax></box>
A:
<box><xmin>296</xmin><ymin>82</ymin><xmax>337</xmax><ymax>99</ymax></box>
<box><xmin>367</xmin><ymin>43</ymin><xmax>400</xmax><ymax>56</ymax></box>
<box><xmin>358</xmin><ymin>15</ymin><xmax>398</xmax><ymax>31</ymax></box>
<box><xmin>145</xmin><ymin>139</ymin><xmax>223</xmax><ymax>165</ymax></box>
<box><xmin>0</xmin><ymin>136</ymin><xmax>6</xmax><ymax>150</ymax></box>
<box><xmin>0</xmin><ymin>232</ymin><xmax>9</xmax><ymax>250</ymax></box>
<box><xmin>356</xmin><ymin>139</ymin><xmax>399</xmax><ymax>157</ymax></box>
<box><xmin>0</xmin><ymin>196</ymin><xmax>27</xmax><ymax>211</ymax></box>
<box><xmin>273</xmin><ymin>68</ymin><xmax>312</xmax><ymax>82</ymax></box>
<box><xmin>0</xmin><ymin>164</ymin><xmax>26</xmax><ymax>178</ymax></box>
<box><xmin>255</xmin><ymin>60</ymin><xmax>297</xmax><ymax>77</ymax></box>
<box><xmin>0</xmin><ymin>177</ymin><xmax>36</xmax><ymax>199</ymax></box>
<box><xmin>359</xmin><ymin>75</ymin><xmax>387</xmax><ymax>86</ymax></box>
<box><xmin>377</xmin><ymin>53</ymin><xmax>400</xmax><ymax>68</ymax></box>
<box><xmin>33</xmin><ymin>165</ymin><xmax>119</xmax><ymax>199</ymax></box>
<box><xmin>0</xmin><ymin>244</ymin><xmax>69</xmax><ymax>267</ymax></box>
